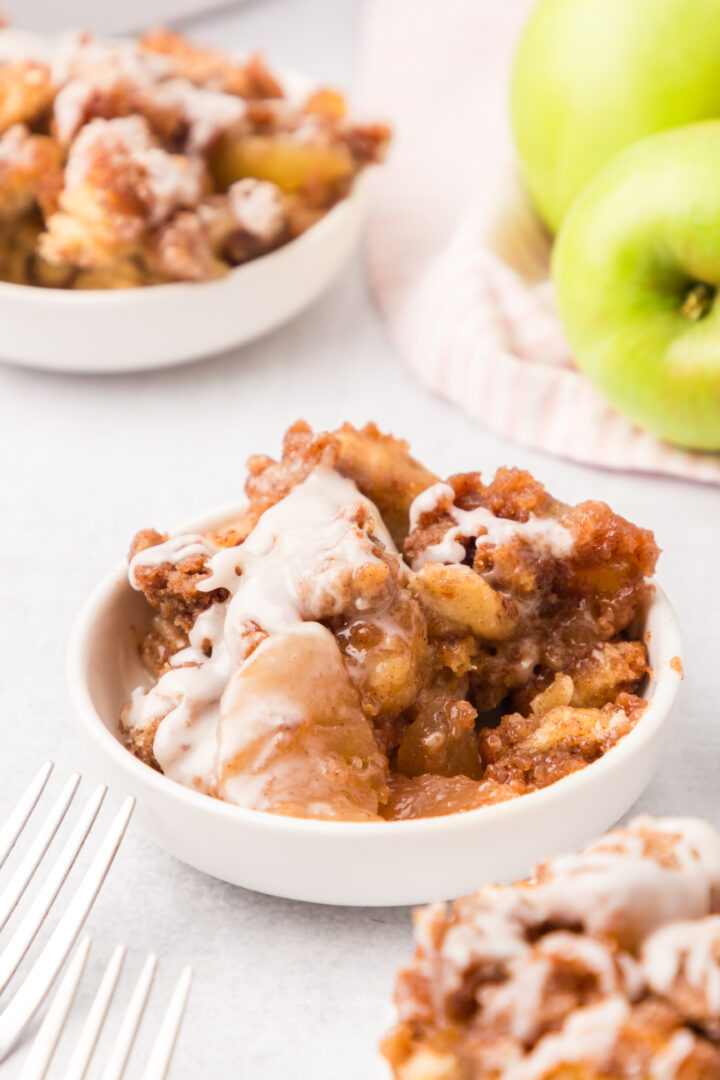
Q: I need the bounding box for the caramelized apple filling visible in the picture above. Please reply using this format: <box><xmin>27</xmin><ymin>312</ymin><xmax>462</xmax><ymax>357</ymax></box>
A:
<box><xmin>382</xmin><ymin>816</ymin><xmax>720</xmax><ymax>1079</ymax></box>
<box><xmin>0</xmin><ymin>27</ymin><xmax>389</xmax><ymax>288</ymax></box>
<box><xmin>122</xmin><ymin>421</ymin><xmax>659</xmax><ymax>821</ymax></box>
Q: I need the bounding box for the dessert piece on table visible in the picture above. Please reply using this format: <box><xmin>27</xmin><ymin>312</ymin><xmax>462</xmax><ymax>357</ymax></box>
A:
<box><xmin>382</xmin><ymin>815</ymin><xmax>720</xmax><ymax>1079</ymax></box>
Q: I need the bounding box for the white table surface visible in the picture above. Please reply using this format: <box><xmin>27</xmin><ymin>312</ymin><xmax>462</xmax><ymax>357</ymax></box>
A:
<box><xmin>1</xmin><ymin>0</ymin><xmax>720</xmax><ymax>1075</ymax></box>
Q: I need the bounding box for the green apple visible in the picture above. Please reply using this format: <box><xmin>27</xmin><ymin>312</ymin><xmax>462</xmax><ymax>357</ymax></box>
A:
<box><xmin>552</xmin><ymin>121</ymin><xmax>720</xmax><ymax>450</ymax></box>
<box><xmin>511</xmin><ymin>0</ymin><xmax>720</xmax><ymax>233</ymax></box>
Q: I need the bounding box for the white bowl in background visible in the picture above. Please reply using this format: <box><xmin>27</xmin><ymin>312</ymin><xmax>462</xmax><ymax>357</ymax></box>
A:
<box><xmin>0</xmin><ymin>179</ymin><xmax>364</xmax><ymax>374</ymax></box>
<box><xmin>0</xmin><ymin>0</ymin><xmax>251</xmax><ymax>36</ymax></box>
<box><xmin>66</xmin><ymin>500</ymin><xmax>683</xmax><ymax>907</ymax></box>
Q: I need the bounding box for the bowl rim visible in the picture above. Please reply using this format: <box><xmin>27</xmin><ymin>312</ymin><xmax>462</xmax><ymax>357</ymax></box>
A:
<box><xmin>66</xmin><ymin>498</ymin><xmax>683</xmax><ymax>838</ymax></box>
<box><xmin>0</xmin><ymin>176</ymin><xmax>364</xmax><ymax>306</ymax></box>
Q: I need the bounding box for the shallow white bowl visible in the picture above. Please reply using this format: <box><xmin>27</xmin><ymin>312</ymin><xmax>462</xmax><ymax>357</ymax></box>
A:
<box><xmin>0</xmin><ymin>179</ymin><xmax>364</xmax><ymax>374</ymax></box>
<box><xmin>67</xmin><ymin>500</ymin><xmax>683</xmax><ymax>907</ymax></box>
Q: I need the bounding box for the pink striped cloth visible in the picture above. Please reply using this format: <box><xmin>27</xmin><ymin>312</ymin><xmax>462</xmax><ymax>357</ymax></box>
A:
<box><xmin>361</xmin><ymin>0</ymin><xmax>720</xmax><ymax>485</ymax></box>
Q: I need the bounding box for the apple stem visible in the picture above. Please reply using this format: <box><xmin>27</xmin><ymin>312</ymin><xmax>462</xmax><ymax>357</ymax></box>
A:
<box><xmin>682</xmin><ymin>282</ymin><xmax>715</xmax><ymax>321</ymax></box>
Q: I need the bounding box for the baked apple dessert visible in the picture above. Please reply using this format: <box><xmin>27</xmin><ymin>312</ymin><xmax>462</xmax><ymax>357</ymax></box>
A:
<box><xmin>122</xmin><ymin>421</ymin><xmax>659</xmax><ymax>821</ymax></box>
<box><xmin>382</xmin><ymin>815</ymin><xmax>720</xmax><ymax>1079</ymax></box>
<box><xmin>0</xmin><ymin>27</ymin><xmax>388</xmax><ymax>287</ymax></box>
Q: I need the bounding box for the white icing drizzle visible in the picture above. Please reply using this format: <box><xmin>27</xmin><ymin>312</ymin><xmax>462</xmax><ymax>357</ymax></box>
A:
<box><xmin>64</xmin><ymin>116</ymin><xmax>205</xmax><ymax>225</ymax></box>
<box><xmin>528</xmin><ymin>817</ymin><xmax>720</xmax><ymax>945</ymax></box>
<box><xmin>411</xmin><ymin>887</ymin><xmax>541</xmax><ymax>1022</ymax></box>
<box><xmin>201</xmin><ymin>466</ymin><xmax>396</xmax><ymax>656</ymax></box>
<box><xmin>0</xmin><ymin>124</ymin><xmax>32</xmax><ymax>163</ymax></box>
<box><xmin>643</xmin><ymin>916</ymin><xmax>720</xmax><ymax>1014</ymax></box>
<box><xmin>617</xmin><ymin>950</ymin><xmax>646</xmax><ymax>1002</ymax></box>
<box><xmin>135</xmin><ymin>604</ymin><xmax>232</xmax><ymax>791</ymax></box>
<box><xmin>506</xmin><ymin>995</ymin><xmax>629</xmax><ymax>1080</ymax></box>
<box><xmin>408</xmin><ymin>818</ymin><xmax>720</xmax><ymax>1037</ymax></box>
<box><xmin>228</xmin><ymin>178</ymin><xmax>285</xmax><ymax>241</ymax></box>
<box><xmin>153</xmin><ymin>79</ymin><xmax>247</xmax><ymax>152</ymax></box>
<box><xmin>51</xmin><ymin>37</ymin><xmax>172</xmax><ymax>143</ymax></box>
<box><xmin>140</xmin><ymin>147</ymin><xmax>206</xmax><ymax>225</ymax></box>
<box><xmin>659</xmin><ymin>816</ymin><xmax>720</xmax><ymax>907</ymax></box>
<box><xmin>650</xmin><ymin>1029</ymin><xmax>697</xmax><ymax>1080</ymax></box>
<box><xmin>408</xmin><ymin>482</ymin><xmax>453</xmax><ymax>531</ymax></box>
<box><xmin>408</xmin><ymin>481</ymin><xmax>574</xmax><ymax>569</ymax></box>
<box><xmin>438</xmin><ymin>905</ymin><xmax>529</xmax><ymax>993</ymax></box>
<box><xmin>126</xmin><ymin>467</ymin><xmax>397</xmax><ymax>799</ymax></box>
<box><xmin>481</xmin><ymin>932</ymin><xmax>629</xmax><ymax>1046</ymax></box>
<box><xmin>64</xmin><ymin>114</ymin><xmax>147</xmax><ymax>186</ymax></box>
<box><xmin>128</xmin><ymin>532</ymin><xmax>215</xmax><ymax>587</ymax></box>
<box><xmin>53</xmin><ymin>78</ymin><xmax>96</xmax><ymax>145</ymax></box>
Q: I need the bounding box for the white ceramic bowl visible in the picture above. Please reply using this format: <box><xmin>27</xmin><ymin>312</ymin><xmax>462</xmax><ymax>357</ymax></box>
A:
<box><xmin>0</xmin><ymin>181</ymin><xmax>364</xmax><ymax>374</ymax></box>
<box><xmin>67</xmin><ymin>500</ymin><xmax>683</xmax><ymax>907</ymax></box>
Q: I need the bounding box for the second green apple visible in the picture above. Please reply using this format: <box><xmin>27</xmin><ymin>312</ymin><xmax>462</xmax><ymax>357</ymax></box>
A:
<box><xmin>552</xmin><ymin>122</ymin><xmax>720</xmax><ymax>450</ymax></box>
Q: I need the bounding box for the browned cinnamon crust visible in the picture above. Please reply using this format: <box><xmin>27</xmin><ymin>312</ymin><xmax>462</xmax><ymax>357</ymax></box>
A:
<box><xmin>125</xmin><ymin>421</ymin><xmax>657</xmax><ymax>821</ymax></box>
<box><xmin>122</xmin><ymin>710</ymin><xmax>162</xmax><ymax>770</ymax></box>
<box><xmin>243</xmin><ymin>421</ymin><xmax>340</xmax><ymax>530</ymax></box>
<box><xmin>480</xmin><ymin>689</ymin><xmax>646</xmax><ymax>791</ymax></box>
<box><xmin>240</xmin><ymin>420</ymin><xmax>439</xmax><ymax>548</ymax></box>
<box><xmin>129</xmin><ymin>528</ymin><xmax>228</xmax><ymax>632</ymax></box>
<box><xmin>137</xmin><ymin>612</ymin><xmax>189</xmax><ymax>677</ymax></box>
<box><xmin>510</xmin><ymin>639</ymin><xmax>648</xmax><ymax>714</ymax></box>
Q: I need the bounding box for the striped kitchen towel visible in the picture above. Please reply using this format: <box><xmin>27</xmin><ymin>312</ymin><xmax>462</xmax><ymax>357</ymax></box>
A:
<box><xmin>362</xmin><ymin>0</ymin><xmax>720</xmax><ymax>484</ymax></box>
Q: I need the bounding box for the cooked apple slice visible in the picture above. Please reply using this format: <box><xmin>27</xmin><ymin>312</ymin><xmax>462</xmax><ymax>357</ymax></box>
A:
<box><xmin>216</xmin><ymin>623</ymin><xmax>388</xmax><ymax>820</ymax></box>
<box><xmin>209</xmin><ymin>132</ymin><xmax>354</xmax><ymax>195</ymax></box>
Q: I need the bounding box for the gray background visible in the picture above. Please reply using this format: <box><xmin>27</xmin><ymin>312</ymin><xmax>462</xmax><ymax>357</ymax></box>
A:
<box><xmin>1</xmin><ymin>0</ymin><xmax>719</xmax><ymax>1075</ymax></box>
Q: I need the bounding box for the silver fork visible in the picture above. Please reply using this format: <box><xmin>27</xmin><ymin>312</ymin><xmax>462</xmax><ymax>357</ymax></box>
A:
<box><xmin>0</xmin><ymin>760</ymin><xmax>188</xmax><ymax>1071</ymax></box>
<box><xmin>18</xmin><ymin>936</ymin><xmax>193</xmax><ymax>1079</ymax></box>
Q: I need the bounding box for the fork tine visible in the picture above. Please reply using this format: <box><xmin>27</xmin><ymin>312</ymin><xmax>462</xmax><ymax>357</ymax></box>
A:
<box><xmin>0</xmin><ymin>784</ymin><xmax>107</xmax><ymax>998</ymax></box>
<box><xmin>62</xmin><ymin>944</ymin><xmax>125</xmax><ymax>1080</ymax></box>
<box><xmin>0</xmin><ymin>796</ymin><xmax>134</xmax><ymax>1060</ymax></box>
<box><xmin>140</xmin><ymin>966</ymin><xmax>193</xmax><ymax>1080</ymax></box>
<box><xmin>0</xmin><ymin>763</ymin><xmax>54</xmax><ymax>870</ymax></box>
<box><xmin>17</xmin><ymin>935</ymin><xmax>91</xmax><ymax>1080</ymax></box>
<box><xmin>100</xmin><ymin>953</ymin><xmax>157</xmax><ymax>1080</ymax></box>
<box><xmin>0</xmin><ymin>774</ymin><xmax>81</xmax><ymax>935</ymax></box>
